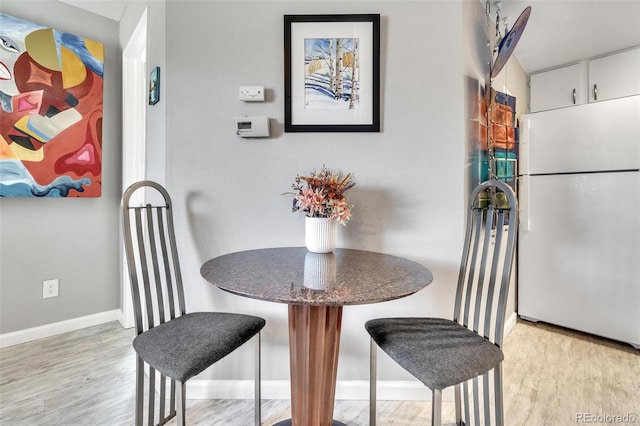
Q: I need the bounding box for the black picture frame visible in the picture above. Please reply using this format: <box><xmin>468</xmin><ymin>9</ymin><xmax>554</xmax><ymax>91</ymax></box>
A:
<box><xmin>284</xmin><ymin>14</ymin><xmax>380</xmax><ymax>132</ymax></box>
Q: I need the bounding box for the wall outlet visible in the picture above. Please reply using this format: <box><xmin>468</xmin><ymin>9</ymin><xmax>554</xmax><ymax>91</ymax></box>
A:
<box><xmin>43</xmin><ymin>279</ymin><xmax>59</xmax><ymax>299</ymax></box>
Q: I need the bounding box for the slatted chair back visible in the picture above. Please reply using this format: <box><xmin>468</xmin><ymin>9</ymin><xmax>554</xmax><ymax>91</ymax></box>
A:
<box><xmin>122</xmin><ymin>180</ymin><xmax>185</xmax><ymax>425</ymax></box>
<box><xmin>122</xmin><ymin>180</ymin><xmax>186</xmax><ymax>336</ymax></box>
<box><xmin>452</xmin><ymin>179</ymin><xmax>518</xmax><ymax>425</ymax></box>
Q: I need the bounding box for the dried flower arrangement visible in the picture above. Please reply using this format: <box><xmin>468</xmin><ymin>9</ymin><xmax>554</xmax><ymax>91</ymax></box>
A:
<box><xmin>287</xmin><ymin>166</ymin><xmax>355</xmax><ymax>225</ymax></box>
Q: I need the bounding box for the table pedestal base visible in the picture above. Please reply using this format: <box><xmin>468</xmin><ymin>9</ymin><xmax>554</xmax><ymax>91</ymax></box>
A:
<box><xmin>288</xmin><ymin>304</ymin><xmax>343</xmax><ymax>426</ymax></box>
<box><xmin>273</xmin><ymin>420</ymin><xmax>347</xmax><ymax>426</ymax></box>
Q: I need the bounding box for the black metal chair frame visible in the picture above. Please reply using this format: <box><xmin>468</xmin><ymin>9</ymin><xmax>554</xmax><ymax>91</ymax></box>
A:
<box><xmin>122</xmin><ymin>180</ymin><xmax>263</xmax><ymax>426</ymax></box>
<box><xmin>368</xmin><ymin>179</ymin><xmax>518</xmax><ymax>426</ymax></box>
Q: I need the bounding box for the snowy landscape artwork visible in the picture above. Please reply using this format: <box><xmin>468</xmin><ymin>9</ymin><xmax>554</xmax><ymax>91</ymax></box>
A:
<box><xmin>285</xmin><ymin>14</ymin><xmax>380</xmax><ymax>132</ymax></box>
<box><xmin>304</xmin><ymin>37</ymin><xmax>360</xmax><ymax>110</ymax></box>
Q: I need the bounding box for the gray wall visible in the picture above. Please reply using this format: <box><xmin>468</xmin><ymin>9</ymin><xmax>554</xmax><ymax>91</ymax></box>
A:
<box><xmin>0</xmin><ymin>0</ymin><xmax>525</xmax><ymax>387</ymax></box>
<box><xmin>164</xmin><ymin>1</ymin><xmax>466</xmax><ymax>382</ymax></box>
<box><xmin>0</xmin><ymin>1</ymin><xmax>122</xmax><ymax>333</ymax></box>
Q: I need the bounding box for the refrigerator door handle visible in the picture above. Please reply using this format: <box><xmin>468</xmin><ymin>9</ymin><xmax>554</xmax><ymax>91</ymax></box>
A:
<box><xmin>519</xmin><ymin>175</ymin><xmax>530</xmax><ymax>232</ymax></box>
<box><xmin>520</xmin><ymin>117</ymin><xmax>531</xmax><ymax>175</ymax></box>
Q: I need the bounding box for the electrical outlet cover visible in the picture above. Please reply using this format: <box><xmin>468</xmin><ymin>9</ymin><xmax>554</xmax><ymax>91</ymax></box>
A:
<box><xmin>43</xmin><ymin>279</ymin><xmax>59</xmax><ymax>298</ymax></box>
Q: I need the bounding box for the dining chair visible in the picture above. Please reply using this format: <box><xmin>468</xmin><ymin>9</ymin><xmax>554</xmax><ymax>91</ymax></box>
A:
<box><xmin>366</xmin><ymin>179</ymin><xmax>518</xmax><ymax>426</ymax></box>
<box><xmin>122</xmin><ymin>180</ymin><xmax>266</xmax><ymax>426</ymax></box>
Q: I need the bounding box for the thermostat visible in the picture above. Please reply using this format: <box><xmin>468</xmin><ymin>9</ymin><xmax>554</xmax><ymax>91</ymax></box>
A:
<box><xmin>234</xmin><ymin>116</ymin><xmax>270</xmax><ymax>138</ymax></box>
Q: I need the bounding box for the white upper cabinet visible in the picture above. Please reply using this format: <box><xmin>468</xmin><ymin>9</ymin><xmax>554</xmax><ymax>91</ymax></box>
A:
<box><xmin>529</xmin><ymin>63</ymin><xmax>587</xmax><ymax>113</ymax></box>
<box><xmin>588</xmin><ymin>48</ymin><xmax>640</xmax><ymax>103</ymax></box>
<box><xmin>529</xmin><ymin>47</ymin><xmax>640</xmax><ymax>113</ymax></box>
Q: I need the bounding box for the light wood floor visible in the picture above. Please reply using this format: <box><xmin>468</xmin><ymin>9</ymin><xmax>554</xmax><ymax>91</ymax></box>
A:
<box><xmin>1</xmin><ymin>319</ymin><xmax>638</xmax><ymax>425</ymax></box>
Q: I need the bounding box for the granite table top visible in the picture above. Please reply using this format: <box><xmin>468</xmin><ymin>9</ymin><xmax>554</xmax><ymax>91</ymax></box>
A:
<box><xmin>200</xmin><ymin>247</ymin><xmax>433</xmax><ymax>306</ymax></box>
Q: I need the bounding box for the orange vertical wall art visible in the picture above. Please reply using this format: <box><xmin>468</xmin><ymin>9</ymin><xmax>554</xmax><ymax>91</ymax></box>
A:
<box><xmin>0</xmin><ymin>13</ymin><xmax>104</xmax><ymax>197</ymax></box>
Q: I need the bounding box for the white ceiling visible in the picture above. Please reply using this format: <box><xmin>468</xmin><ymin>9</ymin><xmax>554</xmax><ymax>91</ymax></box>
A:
<box><xmin>494</xmin><ymin>0</ymin><xmax>640</xmax><ymax>73</ymax></box>
<box><xmin>58</xmin><ymin>0</ymin><xmax>128</xmax><ymax>22</ymax></box>
<box><xmin>58</xmin><ymin>0</ymin><xmax>640</xmax><ymax>74</ymax></box>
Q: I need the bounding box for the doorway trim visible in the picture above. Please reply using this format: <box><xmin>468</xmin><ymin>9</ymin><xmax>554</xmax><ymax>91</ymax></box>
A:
<box><xmin>120</xmin><ymin>8</ymin><xmax>148</xmax><ymax>329</ymax></box>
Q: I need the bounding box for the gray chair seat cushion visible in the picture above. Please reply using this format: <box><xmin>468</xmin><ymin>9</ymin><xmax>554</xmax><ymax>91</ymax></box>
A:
<box><xmin>365</xmin><ymin>317</ymin><xmax>503</xmax><ymax>390</ymax></box>
<box><xmin>133</xmin><ymin>312</ymin><xmax>265</xmax><ymax>382</ymax></box>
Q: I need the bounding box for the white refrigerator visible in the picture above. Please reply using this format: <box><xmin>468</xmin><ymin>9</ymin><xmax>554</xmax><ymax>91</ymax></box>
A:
<box><xmin>518</xmin><ymin>95</ymin><xmax>640</xmax><ymax>349</ymax></box>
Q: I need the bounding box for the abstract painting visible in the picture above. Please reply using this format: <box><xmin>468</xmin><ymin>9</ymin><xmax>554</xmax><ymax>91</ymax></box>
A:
<box><xmin>285</xmin><ymin>14</ymin><xmax>380</xmax><ymax>132</ymax></box>
<box><xmin>0</xmin><ymin>14</ymin><xmax>104</xmax><ymax>197</ymax></box>
<box><xmin>465</xmin><ymin>77</ymin><xmax>518</xmax><ymax>194</ymax></box>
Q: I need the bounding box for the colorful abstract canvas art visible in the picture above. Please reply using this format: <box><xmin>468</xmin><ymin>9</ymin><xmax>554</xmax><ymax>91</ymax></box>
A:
<box><xmin>0</xmin><ymin>14</ymin><xmax>104</xmax><ymax>197</ymax></box>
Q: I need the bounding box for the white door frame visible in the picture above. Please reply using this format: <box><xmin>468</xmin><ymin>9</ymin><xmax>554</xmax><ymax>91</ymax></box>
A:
<box><xmin>120</xmin><ymin>8</ymin><xmax>148</xmax><ymax>329</ymax></box>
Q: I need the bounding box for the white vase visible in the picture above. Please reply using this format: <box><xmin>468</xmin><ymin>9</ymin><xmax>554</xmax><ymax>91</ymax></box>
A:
<box><xmin>305</xmin><ymin>217</ymin><xmax>337</xmax><ymax>253</ymax></box>
<box><xmin>303</xmin><ymin>252</ymin><xmax>337</xmax><ymax>290</ymax></box>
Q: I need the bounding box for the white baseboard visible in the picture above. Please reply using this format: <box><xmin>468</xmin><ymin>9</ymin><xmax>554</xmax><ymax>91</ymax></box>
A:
<box><xmin>504</xmin><ymin>311</ymin><xmax>518</xmax><ymax>337</ymax></box>
<box><xmin>117</xmin><ymin>308</ymin><xmax>134</xmax><ymax>329</ymax></box>
<box><xmin>0</xmin><ymin>309</ymin><xmax>120</xmax><ymax>348</ymax></box>
<box><xmin>185</xmin><ymin>315</ymin><xmax>521</xmax><ymax>403</ymax></box>
<box><xmin>1</xmin><ymin>309</ymin><xmax>520</xmax><ymax>404</ymax></box>
<box><xmin>187</xmin><ymin>379</ymin><xmax>453</xmax><ymax>402</ymax></box>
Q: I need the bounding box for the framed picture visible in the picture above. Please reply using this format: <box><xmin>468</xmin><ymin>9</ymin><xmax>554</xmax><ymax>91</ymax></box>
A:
<box><xmin>284</xmin><ymin>14</ymin><xmax>380</xmax><ymax>132</ymax></box>
<box><xmin>149</xmin><ymin>66</ymin><xmax>160</xmax><ymax>105</ymax></box>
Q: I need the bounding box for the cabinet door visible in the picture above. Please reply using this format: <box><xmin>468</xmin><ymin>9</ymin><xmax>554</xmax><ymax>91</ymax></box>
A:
<box><xmin>529</xmin><ymin>63</ymin><xmax>587</xmax><ymax>112</ymax></box>
<box><xmin>588</xmin><ymin>48</ymin><xmax>640</xmax><ymax>102</ymax></box>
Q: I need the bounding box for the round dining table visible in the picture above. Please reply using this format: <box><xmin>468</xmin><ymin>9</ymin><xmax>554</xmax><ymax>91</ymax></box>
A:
<box><xmin>200</xmin><ymin>247</ymin><xmax>433</xmax><ymax>426</ymax></box>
